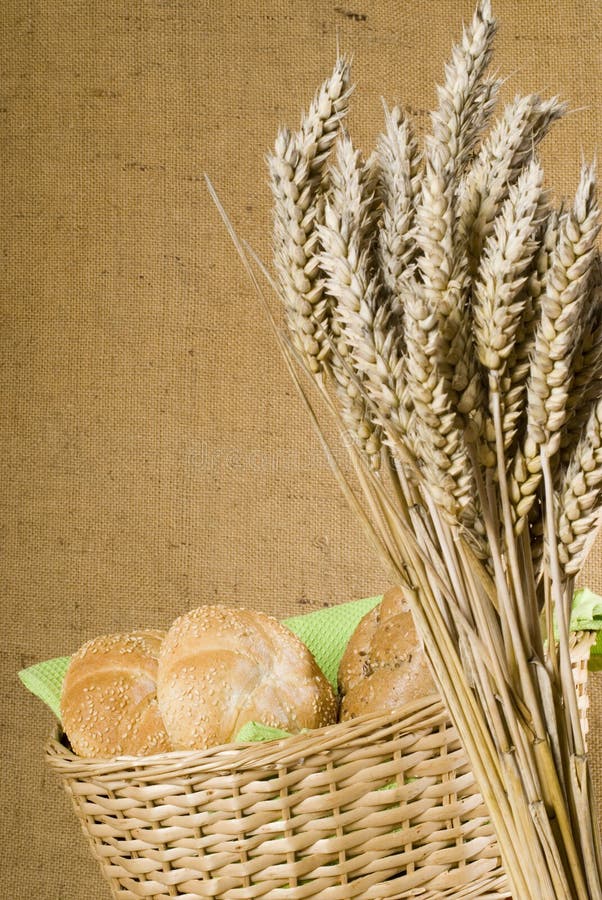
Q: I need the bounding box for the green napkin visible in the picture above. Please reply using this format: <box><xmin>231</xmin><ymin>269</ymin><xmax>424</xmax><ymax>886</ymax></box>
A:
<box><xmin>18</xmin><ymin>595</ymin><xmax>382</xmax><ymax>728</ymax></box>
<box><xmin>283</xmin><ymin>594</ymin><xmax>381</xmax><ymax>689</ymax></box>
<box><xmin>18</xmin><ymin>656</ymin><xmax>71</xmax><ymax>720</ymax></box>
<box><xmin>571</xmin><ymin>588</ymin><xmax>602</xmax><ymax>670</ymax></box>
<box><xmin>235</xmin><ymin>722</ymin><xmax>298</xmax><ymax>742</ymax></box>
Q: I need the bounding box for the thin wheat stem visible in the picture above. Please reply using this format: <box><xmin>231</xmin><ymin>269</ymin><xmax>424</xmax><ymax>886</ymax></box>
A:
<box><xmin>519</xmin><ymin>524</ymin><xmax>544</xmax><ymax>655</ymax></box>
<box><xmin>490</xmin><ymin>380</ymin><xmax>543</xmax><ymax>661</ymax></box>
<box><xmin>541</xmin><ymin>450</ymin><xmax>602</xmax><ymax>900</ymax></box>
<box><xmin>541</xmin><ymin>451</ymin><xmax>585</xmax><ymax>761</ymax></box>
<box><xmin>478</xmin><ymin>461</ymin><xmax>520</xmax><ymax>680</ymax></box>
<box><xmin>457</xmin><ymin>540</ymin><xmax>533</xmax><ymax>742</ymax></box>
<box><xmin>370</xmin><ymin>516</ymin><xmax>531</xmax><ymax>896</ymax></box>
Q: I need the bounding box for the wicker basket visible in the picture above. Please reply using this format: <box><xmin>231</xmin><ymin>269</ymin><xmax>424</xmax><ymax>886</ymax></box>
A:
<box><xmin>46</xmin><ymin>631</ymin><xmax>595</xmax><ymax>900</ymax></box>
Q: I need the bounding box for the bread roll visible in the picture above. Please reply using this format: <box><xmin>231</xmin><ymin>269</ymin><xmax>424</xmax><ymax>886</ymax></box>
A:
<box><xmin>157</xmin><ymin>605</ymin><xmax>337</xmax><ymax>749</ymax></box>
<box><xmin>61</xmin><ymin>630</ymin><xmax>171</xmax><ymax>757</ymax></box>
<box><xmin>338</xmin><ymin>587</ymin><xmax>435</xmax><ymax>720</ymax></box>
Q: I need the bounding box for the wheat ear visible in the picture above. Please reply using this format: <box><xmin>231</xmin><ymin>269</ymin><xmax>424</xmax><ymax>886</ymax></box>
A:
<box><xmin>473</xmin><ymin>160</ymin><xmax>545</xmax><ymax>374</ymax></box>
<box><xmin>376</xmin><ymin>104</ymin><xmax>421</xmax><ymax>305</ymax></box>
<box><xmin>557</xmin><ymin>398</ymin><xmax>602</xmax><ymax>575</ymax></box>
<box><xmin>318</xmin><ymin>136</ymin><xmax>408</xmax><ymax>458</ymax></box>
<box><xmin>431</xmin><ymin>0</ymin><xmax>498</xmax><ymax>180</ymax></box>
<box><xmin>459</xmin><ymin>93</ymin><xmax>565</xmax><ymax>274</ymax></box>
<box><xmin>473</xmin><ymin>161</ymin><xmax>546</xmax><ymax>458</ymax></box>
<box><xmin>409</xmin><ymin>3</ymin><xmax>497</xmax><ymax>423</ymax></box>
<box><xmin>268</xmin><ymin>57</ymin><xmax>352</xmax><ymax>373</ymax></box>
<box><xmin>510</xmin><ymin>164</ymin><xmax>600</xmax><ymax>527</ymax></box>
<box><xmin>501</xmin><ymin>208</ymin><xmax>558</xmax><ymax>454</ymax></box>
<box><xmin>559</xmin><ymin>257</ymin><xmax>602</xmax><ymax>463</ymax></box>
<box><xmin>416</xmin><ymin>0</ymin><xmax>496</xmax><ymax>289</ymax></box>
<box><xmin>403</xmin><ymin>271</ymin><xmax>479</xmax><ymax>529</ymax></box>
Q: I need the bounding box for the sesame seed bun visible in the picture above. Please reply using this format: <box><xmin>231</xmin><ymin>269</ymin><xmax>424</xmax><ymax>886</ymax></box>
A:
<box><xmin>157</xmin><ymin>605</ymin><xmax>337</xmax><ymax>750</ymax></box>
<box><xmin>60</xmin><ymin>630</ymin><xmax>171</xmax><ymax>757</ymax></box>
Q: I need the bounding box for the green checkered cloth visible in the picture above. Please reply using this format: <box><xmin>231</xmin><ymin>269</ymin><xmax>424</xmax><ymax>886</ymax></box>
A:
<box><xmin>18</xmin><ymin>655</ymin><xmax>71</xmax><ymax>720</ymax></box>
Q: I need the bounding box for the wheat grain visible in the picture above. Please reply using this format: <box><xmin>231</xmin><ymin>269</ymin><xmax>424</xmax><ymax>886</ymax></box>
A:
<box><xmin>268</xmin><ymin>57</ymin><xmax>352</xmax><ymax>373</ymax></box>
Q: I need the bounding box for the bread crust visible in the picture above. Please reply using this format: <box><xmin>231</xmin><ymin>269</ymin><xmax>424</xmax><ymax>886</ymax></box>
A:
<box><xmin>338</xmin><ymin>587</ymin><xmax>436</xmax><ymax>720</ymax></box>
<box><xmin>157</xmin><ymin>605</ymin><xmax>338</xmax><ymax>749</ymax></box>
<box><xmin>337</xmin><ymin>604</ymin><xmax>380</xmax><ymax>696</ymax></box>
<box><xmin>61</xmin><ymin>629</ymin><xmax>171</xmax><ymax>757</ymax></box>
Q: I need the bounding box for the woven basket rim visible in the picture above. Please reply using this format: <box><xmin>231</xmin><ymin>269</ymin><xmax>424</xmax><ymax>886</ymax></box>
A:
<box><xmin>45</xmin><ymin>691</ymin><xmax>447</xmax><ymax>778</ymax></box>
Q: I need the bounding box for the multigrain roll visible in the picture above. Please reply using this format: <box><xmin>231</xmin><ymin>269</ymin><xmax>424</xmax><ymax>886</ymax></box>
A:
<box><xmin>157</xmin><ymin>605</ymin><xmax>337</xmax><ymax>749</ymax></box>
<box><xmin>338</xmin><ymin>587</ymin><xmax>436</xmax><ymax>720</ymax></box>
<box><xmin>61</xmin><ymin>630</ymin><xmax>171</xmax><ymax>757</ymax></box>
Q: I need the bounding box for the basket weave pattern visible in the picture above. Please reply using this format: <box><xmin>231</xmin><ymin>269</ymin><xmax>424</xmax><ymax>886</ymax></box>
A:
<box><xmin>46</xmin><ymin>632</ymin><xmax>595</xmax><ymax>900</ymax></box>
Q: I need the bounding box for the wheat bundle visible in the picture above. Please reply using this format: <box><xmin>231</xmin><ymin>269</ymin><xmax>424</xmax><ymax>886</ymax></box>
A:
<box><xmin>262</xmin><ymin>1</ymin><xmax>602</xmax><ymax>896</ymax></box>
<box><xmin>208</xmin><ymin>1</ymin><xmax>600</xmax><ymax>894</ymax></box>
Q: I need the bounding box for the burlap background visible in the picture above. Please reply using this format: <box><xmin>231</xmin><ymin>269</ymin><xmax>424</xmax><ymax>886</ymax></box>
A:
<box><xmin>2</xmin><ymin>1</ymin><xmax>601</xmax><ymax>897</ymax></box>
